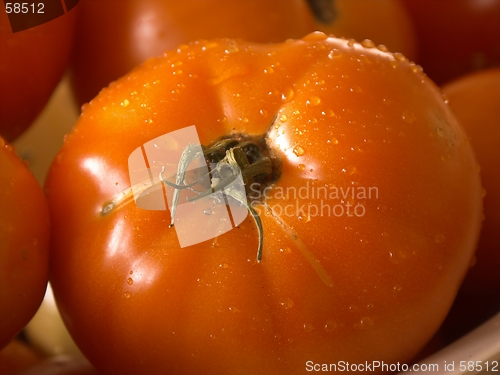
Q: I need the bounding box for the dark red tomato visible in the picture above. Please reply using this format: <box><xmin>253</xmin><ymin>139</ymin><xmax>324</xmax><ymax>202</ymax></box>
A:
<box><xmin>69</xmin><ymin>0</ymin><xmax>316</xmax><ymax>106</ymax></box>
<box><xmin>0</xmin><ymin>138</ymin><xmax>50</xmax><ymax>349</ymax></box>
<box><xmin>46</xmin><ymin>33</ymin><xmax>483</xmax><ymax>374</ymax></box>
<box><xmin>308</xmin><ymin>0</ymin><xmax>417</xmax><ymax>61</ymax></box>
<box><xmin>0</xmin><ymin>5</ymin><xmax>77</xmax><ymax>142</ymax></box>
<box><xmin>443</xmin><ymin>68</ymin><xmax>500</xmax><ymax>296</ymax></box>
<box><xmin>402</xmin><ymin>0</ymin><xmax>500</xmax><ymax>85</ymax></box>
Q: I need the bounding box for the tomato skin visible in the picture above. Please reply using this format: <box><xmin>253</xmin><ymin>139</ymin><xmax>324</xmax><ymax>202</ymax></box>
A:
<box><xmin>0</xmin><ymin>339</ymin><xmax>42</xmax><ymax>375</ymax></box>
<box><xmin>0</xmin><ymin>7</ymin><xmax>77</xmax><ymax>142</ymax></box>
<box><xmin>0</xmin><ymin>139</ymin><xmax>50</xmax><ymax>349</ymax></box>
<box><xmin>443</xmin><ymin>68</ymin><xmax>500</xmax><ymax>296</ymax></box>
<box><xmin>310</xmin><ymin>0</ymin><xmax>417</xmax><ymax>61</ymax></box>
<box><xmin>46</xmin><ymin>34</ymin><xmax>482</xmax><ymax>374</ymax></box>
<box><xmin>402</xmin><ymin>0</ymin><xmax>500</xmax><ymax>85</ymax></box>
<box><xmin>69</xmin><ymin>0</ymin><xmax>316</xmax><ymax>106</ymax></box>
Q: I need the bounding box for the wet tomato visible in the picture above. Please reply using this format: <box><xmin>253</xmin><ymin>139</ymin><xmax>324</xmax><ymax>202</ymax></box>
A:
<box><xmin>307</xmin><ymin>0</ymin><xmax>417</xmax><ymax>62</ymax></box>
<box><xmin>0</xmin><ymin>138</ymin><xmax>50</xmax><ymax>349</ymax></box>
<box><xmin>69</xmin><ymin>0</ymin><xmax>315</xmax><ymax>106</ymax></box>
<box><xmin>0</xmin><ymin>4</ymin><xmax>77</xmax><ymax>141</ymax></box>
<box><xmin>46</xmin><ymin>33</ymin><xmax>483</xmax><ymax>374</ymax></box>
<box><xmin>443</xmin><ymin>68</ymin><xmax>500</xmax><ymax>296</ymax></box>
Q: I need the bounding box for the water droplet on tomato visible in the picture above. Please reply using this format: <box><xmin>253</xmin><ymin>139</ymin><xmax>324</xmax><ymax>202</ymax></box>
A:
<box><xmin>377</xmin><ymin>44</ymin><xmax>389</xmax><ymax>52</ymax></box>
<box><xmin>306</xmin><ymin>96</ymin><xmax>321</xmax><ymax>106</ymax></box>
<box><xmin>355</xmin><ymin>317</ymin><xmax>374</xmax><ymax>329</ymax></box>
<box><xmin>328</xmin><ymin>49</ymin><xmax>342</xmax><ymax>59</ymax></box>
<box><xmin>303</xmin><ymin>323</ymin><xmax>314</xmax><ymax>332</ymax></box>
<box><xmin>324</xmin><ymin>320</ymin><xmax>337</xmax><ymax>332</ymax></box>
<box><xmin>303</xmin><ymin>31</ymin><xmax>328</xmax><ymax>41</ymax></box>
<box><xmin>225</xmin><ymin>44</ymin><xmax>239</xmax><ymax>54</ymax></box>
<box><xmin>393</xmin><ymin>52</ymin><xmax>407</xmax><ymax>62</ymax></box>
<box><xmin>124</xmin><ymin>292</ymin><xmax>131</xmax><ymax>298</ymax></box>
<box><xmin>297</xmin><ymin>164</ymin><xmax>306</xmax><ymax>171</ymax></box>
<box><xmin>361</xmin><ymin>39</ymin><xmax>375</xmax><ymax>48</ymax></box>
<box><xmin>127</xmin><ymin>278</ymin><xmax>133</xmax><ymax>285</ymax></box>
<box><xmin>279</xmin><ymin>247</ymin><xmax>292</xmax><ymax>254</ymax></box>
<box><xmin>279</xmin><ymin>298</ymin><xmax>294</xmax><ymax>309</ymax></box>
<box><xmin>293</xmin><ymin>146</ymin><xmax>305</xmax><ymax>157</ymax></box>
<box><xmin>280</xmin><ymin>114</ymin><xmax>288</xmax><ymax>122</ymax></box>
<box><xmin>402</xmin><ymin>111</ymin><xmax>416</xmax><ymax>123</ymax></box>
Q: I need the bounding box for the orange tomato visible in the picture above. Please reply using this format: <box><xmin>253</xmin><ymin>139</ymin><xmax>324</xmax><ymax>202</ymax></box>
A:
<box><xmin>443</xmin><ymin>68</ymin><xmax>500</xmax><ymax>296</ymax></box>
<box><xmin>69</xmin><ymin>0</ymin><xmax>316</xmax><ymax>106</ymax></box>
<box><xmin>0</xmin><ymin>5</ymin><xmax>77</xmax><ymax>142</ymax></box>
<box><xmin>46</xmin><ymin>33</ymin><xmax>482</xmax><ymax>374</ymax></box>
<box><xmin>307</xmin><ymin>0</ymin><xmax>417</xmax><ymax>61</ymax></box>
<box><xmin>0</xmin><ymin>138</ymin><xmax>50</xmax><ymax>349</ymax></box>
<box><xmin>402</xmin><ymin>0</ymin><xmax>500</xmax><ymax>85</ymax></box>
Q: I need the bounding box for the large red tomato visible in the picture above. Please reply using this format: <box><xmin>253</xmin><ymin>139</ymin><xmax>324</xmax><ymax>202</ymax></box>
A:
<box><xmin>0</xmin><ymin>3</ymin><xmax>77</xmax><ymax>142</ymax></box>
<box><xmin>69</xmin><ymin>0</ymin><xmax>316</xmax><ymax>106</ymax></box>
<box><xmin>307</xmin><ymin>0</ymin><xmax>417</xmax><ymax>61</ymax></box>
<box><xmin>402</xmin><ymin>0</ymin><xmax>500</xmax><ymax>85</ymax></box>
<box><xmin>443</xmin><ymin>68</ymin><xmax>500</xmax><ymax>296</ymax></box>
<box><xmin>46</xmin><ymin>33</ymin><xmax>483</xmax><ymax>374</ymax></box>
<box><xmin>0</xmin><ymin>138</ymin><xmax>50</xmax><ymax>349</ymax></box>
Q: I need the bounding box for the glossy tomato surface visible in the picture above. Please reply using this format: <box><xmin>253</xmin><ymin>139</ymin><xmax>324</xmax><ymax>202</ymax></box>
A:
<box><xmin>308</xmin><ymin>0</ymin><xmax>417</xmax><ymax>61</ymax></box>
<box><xmin>0</xmin><ymin>139</ymin><xmax>50</xmax><ymax>349</ymax></box>
<box><xmin>0</xmin><ymin>5</ymin><xmax>77</xmax><ymax>142</ymax></box>
<box><xmin>402</xmin><ymin>0</ymin><xmax>500</xmax><ymax>85</ymax></box>
<box><xmin>46</xmin><ymin>34</ymin><xmax>483</xmax><ymax>374</ymax></box>
<box><xmin>69</xmin><ymin>0</ymin><xmax>315</xmax><ymax>106</ymax></box>
<box><xmin>443</xmin><ymin>68</ymin><xmax>500</xmax><ymax>296</ymax></box>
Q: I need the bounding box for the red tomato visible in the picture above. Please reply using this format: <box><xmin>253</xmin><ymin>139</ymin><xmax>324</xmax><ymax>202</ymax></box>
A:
<box><xmin>0</xmin><ymin>139</ymin><xmax>50</xmax><ymax>349</ymax></box>
<box><xmin>402</xmin><ymin>0</ymin><xmax>500</xmax><ymax>85</ymax></box>
<box><xmin>69</xmin><ymin>0</ymin><xmax>316</xmax><ymax>106</ymax></box>
<box><xmin>0</xmin><ymin>339</ymin><xmax>42</xmax><ymax>375</ymax></box>
<box><xmin>46</xmin><ymin>33</ymin><xmax>483</xmax><ymax>374</ymax></box>
<box><xmin>0</xmin><ymin>5</ymin><xmax>77</xmax><ymax>142</ymax></box>
<box><xmin>308</xmin><ymin>0</ymin><xmax>417</xmax><ymax>61</ymax></box>
<box><xmin>443</xmin><ymin>68</ymin><xmax>500</xmax><ymax>296</ymax></box>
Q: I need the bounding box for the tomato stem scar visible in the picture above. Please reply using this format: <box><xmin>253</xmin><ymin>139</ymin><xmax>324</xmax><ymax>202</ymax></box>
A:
<box><xmin>165</xmin><ymin>138</ymin><xmax>275</xmax><ymax>263</ymax></box>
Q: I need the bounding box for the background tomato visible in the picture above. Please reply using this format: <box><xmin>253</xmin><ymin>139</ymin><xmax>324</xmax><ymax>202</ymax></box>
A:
<box><xmin>307</xmin><ymin>0</ymin><xmax>417</xmax><ymax>61</ymax></box>
<box><xmin>442</xmin><ymin>68</ymin><xmax>500</xmax><ymax>296</ymax></box>
<box><xmin>0</xmin><ymin>139</ymin><xmax>50</xmax><ymax>349</ymax></box>
<box><xmin>46</xmin><ymin>34</ymin><xmax>482</xmax><ymax>374</ymax></box>
<box><xmin>0</xmin><ymin>339</ymin><xmax>42</xmax><ymax>375</ymax></box>
<box><xmin>401</xmin><ymin>0</ymin><xmax>500</xmax><ymax>85</ymax></box>
<box><xmin>69</xmin><ymin>0</ymin><xmax>316</xmax><ymax>106</ymax></box>
<box><xmin>0</xmin><ymin>4</ymin><xmax>77</xmax><ymax>142</ymax></box>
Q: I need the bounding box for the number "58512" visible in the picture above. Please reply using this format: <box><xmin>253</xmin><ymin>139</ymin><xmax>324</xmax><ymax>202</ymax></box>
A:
<box><xmin>4</xmin><ymin>2</ymin><xmax>45</xmax><ymax>14</ymax></box>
